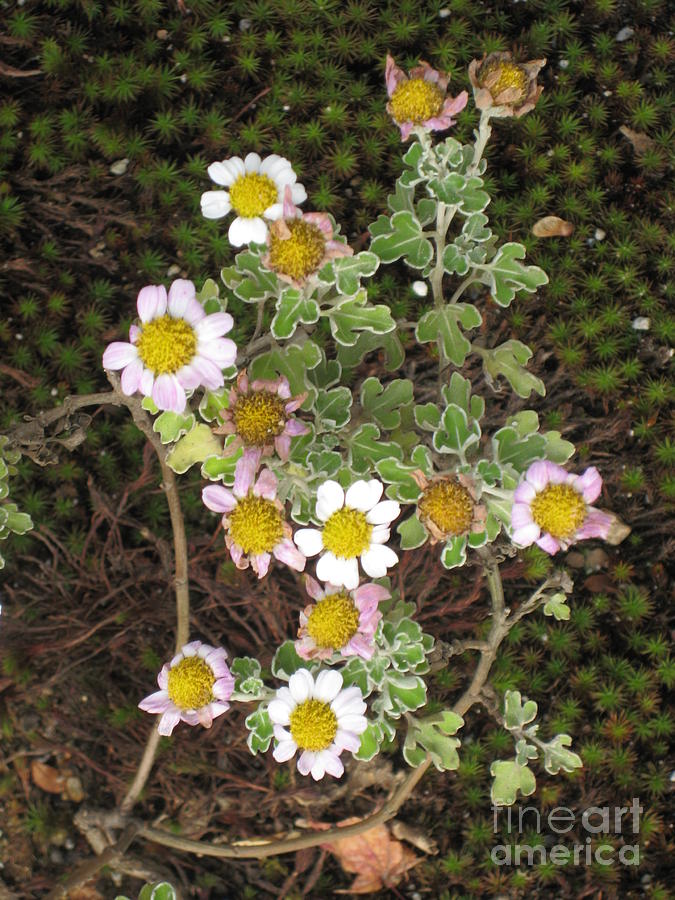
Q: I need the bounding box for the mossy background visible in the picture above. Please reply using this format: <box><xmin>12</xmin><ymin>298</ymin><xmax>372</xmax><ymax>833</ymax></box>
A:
<box><xmin>0</xmin><ymin>0</ymin><xmax>673</xmax><ymax>897</ymax></box>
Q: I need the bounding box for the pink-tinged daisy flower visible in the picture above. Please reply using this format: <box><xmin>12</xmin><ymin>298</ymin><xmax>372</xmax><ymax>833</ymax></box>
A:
<box><xmin>102</xmin><ymin>280</ymin><xmax>236</xmax><ymax>414</ymax></box>
<box><xmin>214</xmin><ymin>368</ymin><xmax>308</xmax><ymax>472</ymax></box>
<box><xmin>468</xmin><ymin>52</ymin><xmax>546</xmax><ymax>118</ymax></box>
<box><xmin>200</xmin><ymin>152</ymin><xmax>307</xmax><ymax>247</ymax></box>
<box><xmin>138</xmin><ymin>641</ymin><xmax>234</xmax><ymax>736</ymax></box>
<box><xmin>268</xmin><ymin>668</ymin><xmax>367</xmax><ymax>781</ymax></box>
<box><xmin>295</xmin><ymin>576</ymin><xmax>388</xmax><ymax>662</ymax></box>
<box><xmin>261</xmin><ymin>186</ymin><xmax>353</xmax><ymax>287</ymax></box>
<box><xmin>511</xmin><ymin>461</ymin><xmax>612</xmax><ymax>554</ymax></box>
<box><xmin>294</xmin><ymin>479</ymin><xmax>400</xmax><ymax>590</ymax></box>
<box><xmin>385</xmin><ymin>54</ymin><xmax>468</xmax><ymax>141</ymax></box>
<box><xmin>202</xmin><ymin>463</ymin><xmax>305</xmax><ymax>578</ymax></box>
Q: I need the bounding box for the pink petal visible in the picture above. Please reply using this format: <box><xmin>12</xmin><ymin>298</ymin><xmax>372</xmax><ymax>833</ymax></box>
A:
<box><xmin>253</xmin><ymin>467</ymin><xmax>278</xmax><ymax>499</ymax></box>
<box><xmin>157</xmin><ymin>709</ymin><xmax>181</xmax><ymax>736</ymax></box>
<box><xmin>196</xmin><ymin>312</ymin><xmax>234</xmax><ymax>342</ymax></box>
<box><xmin>525</xmin><ymin>460</ymin><xmax>553</xmax><ymax>491</ymax></box>
<box><xmin>345</xmin><ymin>634</ymin><xmax>375</xmax><ymax>660</ymax></box>
<box><xmin>304</xmin><ymin>574</ymin><xmax>326</xmax><ymax>601</ymax></box>
<box><xmin>190</xmin><ymin>354</ymin><xmax>224</xmax><ymax>390</ymax></box>
<box><xmin>176</xmin><ymin>363</ymin><xmax>202</xmax><ymax>390</ymax></box>
<box><xmin>334</xmin><ymin>729</ymin><xmax>360</xmax><ymax>753</ymax></box>
<box><xmin>167</xmin><ymin>279</ymin><xmax>196</xmax><ymax>318</ymax></box>
<box><xmin>353</xmin><ymin>583</ymin><xmax>390</xmax><ymax>606</ymax></box>
<box><xmin>285</xmin><ymin>418</ymin><xmax>308</xmax><ymax>436</ymax></box>
<box><xmin>275</xmin><ymin>434</ymin><xmax>291</xmax><ymax>460</ymax></box>
<box><xmin>399</xmin><ymin>121</ymin><xmax>414</xmax><ymax>141</ymax></box>
<box><xmin>320</xmin><ymin>750</ymin><xmax>344</xmax><ymax>779</ymax></box>
<box><xmin>138</xmin><ymin>690</ymin><xmax>170</xmax><ymax>714</ymax></box>
<box><xmin>229</xmin><ymin>541</ymin><xmax>246</xmax><ymax>568</ymax></box>
<box><xmin>385</xmin><ymin>53</ymin><xmax>406</xmax><ymax>97</ymax></box>
<box><xmin>129</xmin><ymin>324</ymin><xmax>141</xmax><ymax>343</ymax></box>
<box><xmin>297</xmin><ymin>750</ymin><xmax>316</xmax><ymax>776</ymax></box>
<box><xmin>233</xmin><ymin>453</ymin><xmax>257</xmax><ymax>498</ymax></box>
<box><xmin>536</xmin><ymin>532</ymin><xmax>561</xmax><ymax>555</ymax></box>
<box><xmin>574</xmin><ymin>467</ymin><xmax>603</xmax><ymax>504</ymax></box>
<box><xmin>140</xmin><ymin>368</ymin><xmax>154</xmax><ymax>395</ymax></box>
<box><xmin>137</xmin><ymin>284</ymin><xmax>167</xmax><ymax>323</ymax></box>
<box><xmin>199</xmin><ymin>338</ymin><xmax>237</xmax><ymax>368</ymax></box>
<box><xmin>120</xmin><ymin>358</ymin><xmax>144</xmax><ymax>396</ymax></box>
<box><xmin>274</xmin><ymin>538</ymin><xmax>306</xmax><ymax>572</ymax></box>
<box><xmin>575</xmin><ymin>508</ymin><xmax>612</xmax><ymax>541</ymax></box>
<box><xmin>102</xmin><ymin>341</ymin><xmax>138</xmax><ymax>370</ymax></box>
<box><xmin>252</xmin><ymin>552</ymin><xmax>271</xmax><ymax>578</ymax></box>
<box><xmin>513</xmin><ymin>481</ymin><xmax>536</xmax><ymax>503</ymax></box>
<box><xmin>202</xmin><ymin>484</ymin><xmax>237</xmax><ymax>513</ymax></box>
<box><xmin>152</xmin><ymin>373</ymin><xmax>186</xmax><ymax>412</ymax></box>
<box><xmin>511</xmin><ymin>502</ymin><xmax>534</xmax><ymax>530</ymax></box>
<box><xmin>511</xmin><ymin>522</ymin><xmax>541</xmax><ymax>547</ymax></box>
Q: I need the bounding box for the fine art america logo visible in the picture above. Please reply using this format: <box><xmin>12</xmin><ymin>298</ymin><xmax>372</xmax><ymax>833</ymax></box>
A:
<box><xmin>491</xmin><ymin>799</ymin><xmax>642</xmax><ymax>867</ymax></box>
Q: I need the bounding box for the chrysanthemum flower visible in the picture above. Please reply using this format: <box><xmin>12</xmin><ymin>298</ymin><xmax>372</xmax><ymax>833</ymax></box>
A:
<box><xmin>102</xmin><ymin>280</ymin><xmax>236</xmax><ymax>413</ymax></box>
<box><xmin>385</xmin><ymin>54</ymin><xmax>468</xmax><ymax>141</ymax></box>
<box><xmin>511</xmin><ymin>461</ymin><xmax>612</xmax><ymax>554</ymax></box>
<box><xmin>269</xmin><ymin>668</ymin><xmax>367</xmax><ymax>780</ymax></box>
<box><xmin>294</xmin><ymin>480</ymin><xmax>400</xmax><ymax>590</ymax></box>
<box><xmin>202</xmin><ymin>464</ymin><xmax>305</xmax><ymax>578</ymax></box>
<box><xmin>200</xmin><ymin>152</ymin><xmax>307</xmax><ymax>246</ymax></box>
<box><xmin>261</xmin><ymin>186</ymin><xmax>352</xmax><ymax>287</ymax></box>
<box><xmin>295</xmin><ymin>576</ymin><xmax>388</xmax><ymax>661</ymax></box>
<box><xmin>214</xmin><ymin>369</ymin><xmax>308</xmax><ymax>471</ymax></box>
<box><xmin>468</xmin><ymin>52</ymin><xmax>545</xmax><ymax>118</ymax></box>
<box><xmin>414</xmin><ymin>472</ymin><xmax>486</xmax><ymax>545</ymax></box>
<box><xmin>138</xmin><ymin>641</ymin><xmax>234</xmax><ymax>736</ymax></box>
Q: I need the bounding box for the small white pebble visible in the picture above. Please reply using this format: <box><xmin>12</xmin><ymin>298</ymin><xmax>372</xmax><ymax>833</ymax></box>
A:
<box><xmin>15</xmin><ymin>333</ymin><xmax>23</xmax><ymax>340</ymax></box>
<box><xmin>632</xmin><ymin>316</ymin><xmax>650</xmax><ymax>331</ymax></box>
<box><xmin>283</xmin><ymin>104</ymin><xmax>290</xmax><ymax>111</ymax></box>
<box><xmin>594</xmin><ymin>227</ymin><xmax>606</xmax><ymax>241</ymax></box>
<box><xmin>239</xmin><ymin>18</ymin><xmax>251</xmax><ymax>31</ymax></box>
<box><xmin>559</xmin><ymin>59</ymin><xmax>569</xmax><ymax>69</ymax></box>
<box><xmin>603</xmin><ymin>90</ymin><xmax>613</xmax><ymax>97</ymax></box>
<box><xmin>166</xmin><ymin>264</ymin><xmax>181</xmax><ymax>277</ymax></box>
<box><xmin>109</xmin><ymin>158</ymin><xmax>129</xmax><ymax>176</ymax></box>
<box><xmin>412</xmin><ymin>281</ymin><xmax>428</xmax><ymax>297</ymax></box>
<box><xmin>180</xmin><ymin>74</ymin><xmax>187</xmax><ymax>83</ymax></box>
<box><xmin>438</xmin><ymin>7</ymin><xmax>450</xmax><ymax>17</ymax></box>
<box><xmin>50</xmin><ymin>388</ymin><xmax>58</xmax><ymax>397</ymax></box>
<box><xmin>670</xmin><ymin>770</ymin><xmax>675</xmax><ymax>783</ymax></box>
<box><xmin>615</xmin><ymin>26</ymin><xmax>635</xmax><ymax>42</ymax></box>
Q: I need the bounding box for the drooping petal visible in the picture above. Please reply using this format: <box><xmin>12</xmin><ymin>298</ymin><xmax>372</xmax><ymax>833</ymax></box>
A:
<box><xmin>273</xmin><ymin>538</ymin><xmax>306</xmax><ymax>572</ymax></box>
<box><xmin>202</xmin><ymin>484</ymin><xmax>237</xmax><ymax>513</ymax></box>
<box><xmin>157</xmin><ymin>709</ymin><xmax>181</xmax><ymax>736</ymax></box>
<box><xmin>304</xmin><ymin>574</ymin><xmax>326</xmax><ymax>602</ymax></box>
<box><xmin>252</xmin><ymin>552</ymin><xmax>271</xmax><ymax>578</ymax></box>
<box><xmin>575</xmin><ymin>508</ymin><xmax>612</xmax><ymax>540</ymax></box>
<box><xmin>574</xmin><ymin>466</ymin><xmax>603</xmax><ymax>504</ymax></box>
<box><xmin>233</xmin><ymin>453</ymin><xmax>257</xmax><ymax>498</ymax></box>
<box><xmin>253</xmin><ymin>467</ymin><xmax>278</xmax><ymax>500</ymax></box>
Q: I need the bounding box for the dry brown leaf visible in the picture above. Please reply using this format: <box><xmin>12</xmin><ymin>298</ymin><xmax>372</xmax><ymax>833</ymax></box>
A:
<box><xmin>31</xmin><ymin>761</ymin><xmax>66</xmax><ymax>795</ymax></box>
<box><xmin>601</xmin><ymin>511</ymin><xmax>631</xmax><ymax>546</ymax></box>
<box><xmin>66</xmin><ymin>887</ymin><xmax>105</xmax><ymax>900</ymax></box>
<box><xmin>619</xmin><ymin>126</ymin><xmax>655</xmax><ymax>155</ymax></box>
<box><xmin>532</xmin><ymin>215</ymin><xmax>574</xmax><ymax>238</ymax></box>
<box><xmin>391</xmin><ymin>820</ymin><xmax>438</xmax><ymax>855</ymax></box>
<box><xmin>320</xmin><ymin>817</ymin><xmax>420</xmax><ymax>894</ymax></box>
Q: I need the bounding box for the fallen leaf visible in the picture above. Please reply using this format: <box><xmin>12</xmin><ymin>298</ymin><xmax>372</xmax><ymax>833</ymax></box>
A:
<box><xmin>619</xmin><ymin>126</ymin><xmax>655</xmax><ymax>155</ymax></box>
<box><xmin>532</xmin><ymin>216</ymin><xmax>574</xmax><ymax>238</ymax></box>
<box><xmin>320</xmin><ymin>817</ymin><xmax>420</xmax><ymax>894</ymax></box>
<box><xmin>31</xmin><ymin>761</ymin><xmax>66</xmax><ymax>794</ymax></box>
<box><xmin>391</xmin><ymin>820</ymin><xmax>438</xmax><ymax>855</ymax></box>
<box><xmin>601</xmin><ymin>511</ymin><xmax>631</xmax><ymax>546</ymax></box>
<box><xmin>66</xmin><ymin>887</ymin><xmax>105</xmax><ymax>900</ymax></box>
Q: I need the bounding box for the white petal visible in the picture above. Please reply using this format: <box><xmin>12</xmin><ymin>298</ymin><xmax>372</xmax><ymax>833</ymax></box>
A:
<box><xmin>338</xmin><ymin>714</ymin><xmax>368</xmax><ymax>733</ymax></box>
<box><xmin>207</xmin><ymin>161</ymin><xmax>238</xmax><ymax>186</ymax></box>
<box><xmin>346</xmin><ymin>480</ymin><xmax>383</xmax><ymax>512</ymax></box>
<box><xmin>196</xmin><ymin>312</ymin><xmax>234</xmax><ymax>342</ymax></box>
<box><xmin>273</xmin><ymin>739</ymin><xmax>297</xmax><ymax>762</ymax></box>
<box><xmin>310</xmin><ymin>756</ymin><xmax>326</xmax><ymax>780</ymax></box>
<box><xmin>331</xmin><ymin>686</ymin><xmax>365</xmax><ymax>716</ymax></box>
<box><xmin>261</xmin><ymin>154</ymin><xmax>291</xmax><ymax>178</ymax></box>
<box><xmin>264</xmin><ymin>202</ymin><xmax>283</xmax><ymax>220</ymax></box>
<box><xmin>200</xmin><ymin>190</ymin><xmax>231</xmax><ymax>220</ymax></box>
<box><xmin>229</xmin><ymin>215</ymin><xmax>267</xmax><ymax>246</ymax></box>
<box><xmin>297</xmin><ymin>750</ymin><xmax>315</xmax><ymax>776</ymax></box>
<box><xmin>102</xmin><ymin>341</ymin><xmax>138</xmax><ymax>370</ymax></box>
<box><xmin>339</xmin><ymin>557</ymin><xmax>360</xmax><ymax>591</ymax></box>
<box><xmin>288</xmin><ymin>668</ymin><xmax>315</xmax><ymax>703</ymax></box>
<box><xmin>290</xmin><ymin>183</ymin><xmax>307</xmax><ymax>205</ymax></box>
<box><xmin>268</xmin><ymin>698</ymin><xmax>293</xmax><ymax>725</ymax></box>
<box><xmin>315</xmin><ymin>480</ymin><xmax>344</xmax><ymax>521</ymax></box>
<box><xmin>360</xmin><ymin>544</ymin><xmax>398</xmax><ymax>578</ymax></box>
<box><xmin>316</xmin><ymin>550</ymin><xmax>341</xmax><ymax>584</ymax></box>
<box><xmin>167</xmin><ymin>279</ymin><xmax>197</xmax><ymax>317</ymax></box>
<box><xmin>370</xmin><ymin>526</ymin><xmax>390</xmax><ymax>544</ymax></box>
<box><xmin>321</xmin><ymin>750</ymin><xmax>344</xmax><ymax>778</ymax></box>
<box><xmin>244</xmin><ymin>151</ymin><xmax>262</xmax><ymax>172</ymax></box>
<box><xmin>314</xmin><ymin>670</ymin><xmax>343</xmax><ymax>703</ymax></box>
<box><xmin>366</xmin><ymin>500</ymin><xmax>400</xmax><ymax>525</ymax></box>
<box><xmin>137</xmin><ymin>284</ymin><xmax>167</xmax><ymax>323</ymax></box>
<box><xmin>294</xmin><ymin>528</ymin><xmax>323</xmax><ymax>557</ymax></box>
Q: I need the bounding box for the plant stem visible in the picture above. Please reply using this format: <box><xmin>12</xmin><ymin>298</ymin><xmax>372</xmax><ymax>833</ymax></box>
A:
<box><xmin>469</xmin><ymin>110</ymin><xmax>493</xmax><ymax>174</ymax></box>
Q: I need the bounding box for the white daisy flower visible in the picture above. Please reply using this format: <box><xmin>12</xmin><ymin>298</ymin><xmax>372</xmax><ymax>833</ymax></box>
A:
<box><xmin>200</xmin><ymin>152</ymin><xmax>307</xmax><ymax>247</ymax></box>
<box><xmin>268</xmin><ymin>668</ymin><xmax>367</xmax><ymax>780</ymax></box>
<box><xmin>294</xmin><ymin>479</ymin><xmax>400</xmax><ymax>590</ymax></box>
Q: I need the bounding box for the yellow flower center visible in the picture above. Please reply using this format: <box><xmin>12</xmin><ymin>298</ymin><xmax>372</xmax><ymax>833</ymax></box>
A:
<box><xmin>530</xmin><ymin>484</ymin><xmax>587</xmax><ymax>540</ymax></box>
<box><xmin>389</xmin><ymin>77</ymin><xmax>444</xmax><ymax>124</ymax></box>
<box><xmin>233</xmin><ymin>391</ymin><xmax>287</xmax><ymax>447</ymax></box>
<box><xmin>228</xmin><ymin>173</ymin><xmax>278</xmax><ymax>218</ymax></box>
<box><xmin>136</xmin><ymin>315</ymin><xmax>197</xmax><ymax>375</ymax></box>
<box><xmin>322</xmin><ymin>507</ymin><xmax>372</xmax><ymax>559</ymax></box>
<box><xmin>167</xmin><ymin>656</ymin><xmax>215</xmax><ymax>710</ymax></box>
<box><xmin>418</xmin><ymin>481</ymin><xmax>474</xmax><ymax>536</ymax></box>
<box><xmin>306</xmin><ymin>592</ymin><xmax>360</xmax><ymax>650</ymax></box>
<box><xmin>480</xmin><ymin>60</ymin><xmax>529</xmax><ymax>102</ymax></box>
<box><xmin>289</xmin><ymin>698</ymin><xmax>338</xmax><ymax>751</ymax></box>
<box><xmin>227</xmin><ymin>494</ymin><xmax>284</xmax><ymax>555</ymax></box>
<box><xmin>268</xmin><ymin>219</ymin><xmax>327</xmax><ymax>283</ymax></box>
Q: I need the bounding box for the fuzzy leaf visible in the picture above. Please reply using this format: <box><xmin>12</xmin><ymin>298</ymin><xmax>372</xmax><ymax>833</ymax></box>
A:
<box><xmin>271</xmin><ymin>640</ymin><xmax>317</xmax><ymax>681</ymax></box>
<box><xmin>482</xmin><ymin>340</ymin><xmax>545</xmax><ymax>399</ymax></box>
<box><xmin>327</xmin><ymin>293</ymin><xmax>396</xmax><ymax>347</ymax></box>
<box><xmin>165</xmin><ymin>424</ymin><xmax>222</xmax><ymax>474</ymax></box>
<box><xmin>428</xmin><ymin>172</ymin><xmax>490</xmax><ymax>214</ymax></box>
<box><xmin>360</xmin><ymin>377</ymin><xmax>413</xmax><ymax>430</ymax></box>
<box><xmin>271</xmin><ymin>288</ymin><xmax>320</xmax><ymax>340</ymax></box>
<box><xmin>250</xmin><ymin>340</ymin><xmax>321</xmax><ymax>401</ymax></box>
<box><xmin>231</xmin><ymin>657</ymin><xmax>264</xmax><ymax>696</ymax></box>
<box><xmin>440</xmin><ymin>535</ymin><xmax>467</xmax><ymax>569</ymax></box>
<box><xmin>433</xmin><ymin>403</ymin><xmax>481</xmax><ymax>457</ymax></box>
<box><xmin>370</xmin><ymin>210</ymin><xmax>433</xmax><ymax>269</ymax></box>
<box><xmin>245</xmin><ymin>705</ymin><xmax>274</xmax><ymax>755</ymax></box>
<box><xmin>515</xmin><ymin>739</ymin><xmax>539</xmax><ymax>767</ymax></box>
<box><xmin>543</xmin><ymin>593</ymin><xmax>571</xmax><ymax>621</ymax></box>
<box><xmin>403</xmin><ymin>710</ymin><xmax>464</xmax><ymax>771</ymax></box>
<box><xmin>332</xmin><ymin>251</ymin><xmax>379</xmax><ymax>295</ymax></box>
<box><xmin>493</xmin><ymin>425</ymin><xmax>547</xmax><ymax>472</ymax></box>
<box><xmin>375</xmin><ymin>450</ymin><xmax>430</xmax><ymax>502</ymax></box>
<box><xmin>503</xmin><ymin>690</ymin><xmax>538</xmax><ymax>730</ymax></box>
<box><xmin>541</xmin><ymin>734</ymin><xmax>583</xmax><ymax>775</ymax></box>
<box><xmin>348</xmin><ymin>423</ymin><xmax>403</xmax><ymax>474</ymax></box>
<box><xmin>315</xmin><ymin>386</ymin><xmax>353</xmax><ymax>429</ymax></box>
<box><xmin>153</xmin><ymin>410</ymin><xmax>196</xmax><ymax>444</ymax></box>
<box><xmin>397</xmin><ymin>514</ymin><xmax>428</xmax><ymax>550</ymax></box>
<box><xmin>490</xmin><ymin>759</ymin><xmax>536</xmax><ymax>805</ymax></box>
<box><xmin>221</xmin><ymin>250</ymin><xmax>279</xmax><ymax>302</ymax></box>
<box><xmin>478</xmin><ymin>242</ymin><xmax>548</xmax><ymax>307</ymax></box>
<box><xmin>336</xmin><ymin>329</ymin><xmax>405</xmax><ymax>371</ymax></box>
<box><xmin>377</xmin><ymin>672</ymin><xmax>427</xmax><ymax>718</ymax></box>
<box><xmin>416</xmin><ymin>303</ymin><xmax>482</xmax><ymax>366</ymax></box>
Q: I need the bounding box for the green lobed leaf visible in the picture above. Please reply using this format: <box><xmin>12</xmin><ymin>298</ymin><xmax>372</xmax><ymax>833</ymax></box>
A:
<box><xmin>271</xmin><ymin>641</ymin><xmax>319</xmax><ymax>681</ymax></box>
<box><xmin>403</xmin><ymin>710</ymin><xmax>464</xmax><ymax>771</ymax></box>
<box><xmin>369</xmin><ymin>210</ymin><xmax>433</xmax><ymax>269</ymax></box>
<box><xmin>153</xmin><ymin>410</ymin><xmax>196</xmax><ymax>444</ymax></box>
<box><xmin>541</xmin><ymin>734</ymin><xmax>583</xmax><ymax>775</ymax></box>
<box><xmin>503</xmin><ymin>690</ymin><xmax>538</xmax><ymax>730</ymax></box>
<box><xmin>433</xmin><ymin>403</ymin><xmax>481</xmax><ymax>458</ymax></box>
<box><xmin>336</xmin><ymin>328</ymin><xmax>406</xmax><ymax>372</ymax></box>
<box><xmin>245</xmin><ymin>705</ymin><xmax>274</xmax><ymax>754</ymax></box>
<box><xmin>221</xmin><ymin>249</ymin><xmax>279</xmax><ymax>303</ymax></box>
<box><xmin>428</xmin><ymin>172</ymin><xmax>490</xmax><ymax>214</ymax></box>
<box><xmin>375</xmin><ymin>672</ymin><xmax>427</xmax><ymax>718</ymax></box>
<box><xmin>375</xmin><ymin>450</ymin><xmax>430</xmax><ymax>502</ymax></box>
<box><xmin>397</xmin><ymin>514</ymin><xmax>428</xmax><ymax>550</ymax></box>
<box><xmin>416</xmin><ymin>303</ymin><xmax>482</xmax><ymax>366</ymax></box>
<box><xmin>165</xmin><ymin>424</ymin><xmax>222</xmax><ymax>474</ymax></box>
<box><xmin>543</xmin><ymin>593</ymin><xmax>571</xmax><ymax>621</ymax></box>
<box><xmin>315</xmin><ymin>386</ymin><xmax>353</xmax><ymax>429</ymax></box>
<box><xmin>360</xmin><ymin>377</ymin><xmax>413</xmax><ymax>430</ymax></box>
<box><xmin>477</xmin><ymin>242</ymin><xmax>548</xmax><ymax>307</ymax></box>
<box><xmin>440</xmin><ymin>535</ymin><xmax>467</xmax><ymax>569</ymax></box>
<box><xmin>327</xmin><ymin>292</ymin><xmax>396</xmax><ymax>347</ymax></box>
<box><xmin>271</xmin><ymin>288</ymin><xmax>320</xmax><ymax>340</ymax></box>
<box><xmin>250</xmin><ymin>340</ymin><xmax>321</xmax><ymax>401</ymax></box>
<box><xmin>332</xmin><ymin>251</ymin><xmax>379</xmax><ymax>295</ymax></box>
<box><xmin>482</xmin><ymin>340</ymin><xmax>545</xmax><ymax>399</ymax></box>
<box><xmin>348</xmin><ymin>423</ymin><xmax>403</xmax><ymax>474</ymax></box>
<box><xmin>231</xmin><ymin>657</ymin><xmax>264</xmax><ymax>696</ymax></box>
<box><xmin>490</xmin><ymin>759</ymin><xmax>537</xmax><ymax>805</ymax></box>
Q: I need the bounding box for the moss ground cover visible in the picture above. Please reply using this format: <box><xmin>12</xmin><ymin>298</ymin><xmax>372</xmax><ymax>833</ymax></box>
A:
<box><xmin>0</xmin><ymin>0</ymin><xmax>672</xmax><ymax>896</ymax></box>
